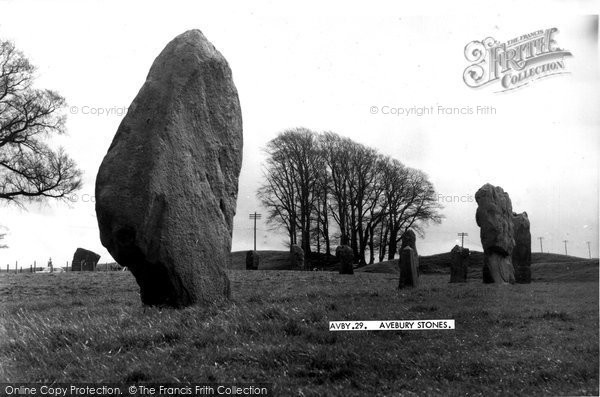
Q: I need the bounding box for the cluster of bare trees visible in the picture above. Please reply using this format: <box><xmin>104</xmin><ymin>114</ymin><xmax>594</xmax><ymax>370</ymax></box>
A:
<box><xmin>258</xmin><ymin>128</ymin><xmax>443</xmax><ymax>267</ymax></box>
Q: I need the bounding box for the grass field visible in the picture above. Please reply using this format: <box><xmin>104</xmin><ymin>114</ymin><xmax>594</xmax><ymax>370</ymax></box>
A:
<box><xmin>0</xmin><ymin>258</ymin><xmax>598</xmax><ymax>396</ymax></box>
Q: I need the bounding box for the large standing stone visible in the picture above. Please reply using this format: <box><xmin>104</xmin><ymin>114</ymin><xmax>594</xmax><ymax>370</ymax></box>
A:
<box><xmin>475</xmin><ymin>184</ymin><xmax>515</xmax><ymax>284</ymax></box>
<box><xmin>512</xmin><ymin>212</ymin><xmax>532</xmax><ymax>283</ymax></box>
<box><xmin>336</xmin><ymin>245</ymin><xmax>354</xmax><ymax>275</ymax></box>
<box><xmin>290</xmin><ymin>244</ymin><xmax>304</xmax><ymax>269</ymax></box>
<box><xmin>72</xmin><ymin>248</ymin><xmax>101</xmax><ymax>271</ymax></box>
<box><xmin>450</xmin><ymin>245</ymin><xmax>469</xmax><ymax>283</ymax></box>
<box><xmin>95</xmin><ymin>30</ymin><xmax>243</xmax><ymax>307</ymax></box>
<box><xmin>398</xmin><ymin>246</ymin><xmax>419</xmax><ymax>288</ymax></box>
<box><xmin>246</xmin><ymin>250</ymin><xmax>259</xmax><ymax>270</ymax></box>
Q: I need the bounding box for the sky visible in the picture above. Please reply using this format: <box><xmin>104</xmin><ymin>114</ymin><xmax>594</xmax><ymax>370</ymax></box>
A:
<box><xmin>0</xmin><ymin>0</ymin><xmax>598</xmax><ymax>268</ymax></box>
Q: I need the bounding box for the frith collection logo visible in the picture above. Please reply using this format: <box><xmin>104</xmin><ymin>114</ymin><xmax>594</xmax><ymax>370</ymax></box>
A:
<box><xmin>463</xmin><ymin>28</ymin><xmax>572</xmax><ymax>92</ymax></box>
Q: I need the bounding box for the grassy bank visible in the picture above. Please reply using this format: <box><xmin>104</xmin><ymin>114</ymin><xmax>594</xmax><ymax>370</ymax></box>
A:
<box><xmin>0</xmin><ymin>266</ymin><xmax>598</xmax><ymax>396</ymax></box>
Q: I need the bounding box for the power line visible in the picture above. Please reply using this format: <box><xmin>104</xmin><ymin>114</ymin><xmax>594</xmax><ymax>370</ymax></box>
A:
<box><xmin>457</xmin><ymin>232</ymin><xmax>468</xmax><ymax>248</ymax></box>
<box><xmin>248</xmin><ymin>212</ymin><xmax>262</xmax><ymax>252</ymax></box>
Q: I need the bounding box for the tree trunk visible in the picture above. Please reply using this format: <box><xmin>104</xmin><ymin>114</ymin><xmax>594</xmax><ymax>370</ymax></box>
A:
<box><xmin>387</xmin><ymin>223</ymin><xmax>398</xmax><ymax>260</ymax></box>
<box><xmin>368</xmin><ymin>225</ymin><xmax>375</xmax><ymax>264</ymax></box>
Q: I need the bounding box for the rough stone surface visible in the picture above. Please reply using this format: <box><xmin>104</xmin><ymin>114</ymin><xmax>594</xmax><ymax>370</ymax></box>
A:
<box><xmin>290</xmin><ymin>244</ymin><xmax>304</xmax><ymax>269</ymax></box>
<box><xmin>72</xmin><ymin>248</ymin><xmax>101</xmax><ymax>271</ymax></box>
<box><xmin>398</xmin><ymin>246</ymin><xmax>419</xmax><ymax>288</ymax></box>
<box><xmin>246</xmin><ymin>250</ymin><xmax>259</xmax><ymax>270</ymax></box>
<box><xmin>450</xmin><ymin>245</ymin><xmax>469</xmax><ymax>283</ymax></box>
<box><xmin>512</xmin><ymin>212</ymin><xmax>532</xmax><ymax>283</ymax></box>
<box><xmin>336</xmin><ymin>245</ymin><xmax>354</xmax><ymax>275</ymax></box>
<box><xmin>95</xmin><ymin>30</ymin><xmax>243</xmax><ymax>307</ymax></box>
<box><xmin>475</xmin><ymin>183</ymin><xmax>515</xmax><ymax>284</ymax></box>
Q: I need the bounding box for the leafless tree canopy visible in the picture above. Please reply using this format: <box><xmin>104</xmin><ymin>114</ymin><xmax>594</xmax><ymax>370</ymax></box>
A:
<box><xmin>258</xmin><ymin>128</ymin><xmax>444</xmax><ymax>267</ymax></box>
<box><xmin>0</xmin><ymin>39</ymin><xmax>81</xmax><ymax>204</ymax></box>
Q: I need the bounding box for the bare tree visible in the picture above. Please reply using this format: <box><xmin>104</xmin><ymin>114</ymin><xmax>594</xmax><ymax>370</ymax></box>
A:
<box><xmin>0</xmin><ymin>232</ymin><xmax>7</xmax><ymax>249</ymax></box>
<box><xmin>0</xmin><ymin>39</ymin><xmax>81</xmax><ymax>204</ymax></box>
<box><xmin>257</xmin><ymin>157</ymin><xmax>298</xmax><ymax>245</ymax></box>
<box><xmin>384</xmin><ymin>165</ymin><xmax>444</xmax><ymax>260</ymax></box>
<box><xmin>257</xmin><ymin>128</ymin><xmax>323</xmax><ymax>268</ymax></box>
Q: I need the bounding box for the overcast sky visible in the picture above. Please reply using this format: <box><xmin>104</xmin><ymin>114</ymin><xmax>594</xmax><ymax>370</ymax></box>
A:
<box><xmin>0</xmin><ymin>1</ymin><xmax>598</xmax><ymax>268</ymax></box>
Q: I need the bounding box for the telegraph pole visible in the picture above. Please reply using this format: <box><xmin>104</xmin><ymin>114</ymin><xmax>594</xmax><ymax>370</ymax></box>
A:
<box><xmin>457</xmin><ymin>232</ymin><xmax>468</xmax><ymax>248</ymax></box>
<box><xmin>587</xmin><ymin>241</ymin><xmax>591</xmax><ymax>259</ymax></box>
<box><xmin>538</xmin><ymin>237</ymin><xmax>544</xmax><ymax>253</ymax></box>
<box><xmin>563</xmin><ymin>240</ymin><xmax>568</xmax><ymax>256</ymax></box>
<box><xmin>249</xmin><ymin>212</ymin><xmax>262</xmax><ymax>252</ymax></box>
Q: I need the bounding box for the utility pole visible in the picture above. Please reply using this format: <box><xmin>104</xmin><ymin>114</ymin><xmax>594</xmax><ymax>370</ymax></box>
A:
<box><xmin>538</xmin><ymin>237</ymin><xmax>544</xmax><ymax>253</ymax></box>
<box><xmin>457</xmin><ymin>232</ymin><xmax>468</xmax><ymax>248</ymax></box>
<box><xmin>563</xmin><ymin>240</ymin><xmax>568</xmax><ymax>256</ymax></box>
<box><xmin>587</xmin><ymin>241</ymin><xmax>591</xmax><ymax>259</ymax></box>
<box><xmin>249</xmin><ymin>212</ymin><xmax>262</xmax><ymax>252</ymax></box>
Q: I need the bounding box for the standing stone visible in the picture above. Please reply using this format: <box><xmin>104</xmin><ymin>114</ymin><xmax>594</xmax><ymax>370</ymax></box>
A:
<box><xmin>398</xmin><ymin>247</ymin><xmax>419</xmax><ymax>288</ymax></box>
<box><xmin>398</xmin><ymin>229</ymin><xmax>419</xmax><ymax>288</ymax></box>
<box><xmin>246</xmin><ymin>250</ymin><xmax>260</xmax><ymax>270</ymax></box>
<box><xmin>450</xmin><ymin>245</ymin><xmax>469</xmax><ymax>283</ymax></box>
<box><xmin>72</xmin><ymin>248</ymin><xmax>101</xmax><ymax>271</ymax></box>
<box><xmin>475</xmin><ymin>184</ymin><xmax>515</xmax><ymax>284</ymax></box>
<box><xmin>512</xmin><ymin>212</ymin><xmax>532</xmax><ymax>283</ymax></box>
<box><xmin>95</xmin><ymin>30</ymin><xmax>243</xmax><ymax>307</ymax></box>
<box><xmin>290</xmin><ymin>244</ymin><xmax>304</xmax><ymax>269</ymax></box>
<box><xmin>336</xmin><ymin>245</ymin><xmax>354</xmax><ymax>275</ymax></box>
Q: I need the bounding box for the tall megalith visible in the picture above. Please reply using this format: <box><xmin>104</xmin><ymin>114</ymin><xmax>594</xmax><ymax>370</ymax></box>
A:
<box><xmin>95</xmin><ymin>30</ymin><xmax>243</xmax><ymax>307</ymax></box>
<box><xmin>475</xmin><ymin>184</ymin><xmax>515</xmax><ymax>284</ymax></box>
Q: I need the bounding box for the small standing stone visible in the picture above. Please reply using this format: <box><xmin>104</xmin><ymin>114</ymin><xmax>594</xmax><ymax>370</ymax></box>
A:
<box><xmin>246</xmin><ymin>250</ymin><xmax>260</xmax><ymax>270</ymax></box>
<box><xmin>72</xmin><ymin>248</ymin><xmax>101</xmax><ymax>271</ymax></box>
<box><xmin>290</xmin><ymin>244</ymin><xmax>304</xmax><ymax>269</ymax></box>
<box><xmin>450</xmin><ymin>245</ymin><xmax>470</xmax><ymax>283</ymax></box>
<box><xmin>512</xmin><ymin>212</ymin><xmax>532</xmax><ymax>283</ymax></box>
<box><xmin>398</xmin><ymin>229</ymin><xmax>419</xmax><ymax>288</ymax></box>
<box><xmin>398</xmin><ymin>247</ymin><xmax>419</xmax><ymax>288</ymax></box>
<box><xmin>336</xmin><ymin>245</ymin><xmax>354</xmax><ymax>275</ymax></box>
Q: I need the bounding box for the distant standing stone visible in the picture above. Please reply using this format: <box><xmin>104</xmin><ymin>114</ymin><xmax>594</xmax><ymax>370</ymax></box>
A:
<box><xmin>246</xmin><ymin>250</ymin><xmax>260</xmax><ymax>270</ymax></box>
<box><xmin>95</xmin><ymin>30</ymin><xmax>243</xmax><ymax>307</ymax></box>
<box><xmin>450</xmin><ymin>245</ymin><xmax>470</xmax><ymax>283</ymax></box>
<box><xmin>398</xmin><ymin>246</ymin><xmax>419</xmax><ymax>288</ymax></box>
<box><xmin>72</xmin><ymin>248</ymin><xmax>101</xmax><ymax>271</ymax></box>
<box><xmin>290</xmin><ymin>244</ymin><xmax>304</xmax><ymax>269</ymax></box>
<box><xmin>512</xmin><ymin>212</ymin><xmax>532</xmax><ymax>283</ymax></box>
<box><xmin>336</xmin><ymin>245</ymin><xmax>354</xmax><ymax>275</ymax></box>
<box><xmin>475</xmin><ymin>183</ymin><xmax>515</xmax><ymax>284</ymax></box>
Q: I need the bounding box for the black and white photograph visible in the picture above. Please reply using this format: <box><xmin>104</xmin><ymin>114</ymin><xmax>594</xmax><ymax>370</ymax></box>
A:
<box><xmin>0</xmin><ymin>1</ymin><xmax>598</xmax><ymax>396</ymax></box>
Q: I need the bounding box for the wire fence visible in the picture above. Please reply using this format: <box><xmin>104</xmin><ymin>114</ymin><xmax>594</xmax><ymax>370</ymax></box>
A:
<box><xmin>1</xmin><ymin>261</ymin><xmax>124</xmax><ymax>274</ymax></box>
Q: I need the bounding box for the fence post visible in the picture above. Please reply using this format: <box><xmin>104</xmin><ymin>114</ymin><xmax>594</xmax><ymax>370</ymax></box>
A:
<box><xmin>15</xmin><ymin>261</ymin><xmax>17</xmax><ymax>274</ymax></box>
